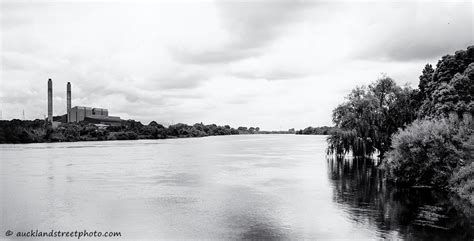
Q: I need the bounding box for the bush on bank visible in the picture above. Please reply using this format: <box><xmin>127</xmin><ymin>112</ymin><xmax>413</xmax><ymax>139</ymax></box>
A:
<box><xmin>383</xmin><ymin>116</ymin><xmax>473</xmax><ymax>203</ymax></box>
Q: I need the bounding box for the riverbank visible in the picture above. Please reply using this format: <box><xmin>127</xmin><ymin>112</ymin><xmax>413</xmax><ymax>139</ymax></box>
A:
<box><xmin>326</xmin><ymin>46</ymin><xmax>474</xmax><ymax>206</ymax></box>
<box><xmin>0</xmin><ymin>119</ymin><xmax>294</xmax><ymax>144</ymax></box>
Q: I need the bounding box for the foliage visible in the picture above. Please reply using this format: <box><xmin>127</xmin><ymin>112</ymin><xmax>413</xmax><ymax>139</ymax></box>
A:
<box><xmin>236</xmin><ymin>126</ymin><xmax>260</xmax><ymax>134</ymax></box>
<box><xmin>327</xmin><ymin>46</ymin><xmax>474</xmax><ymax>204</ymax></box>
<box><xmin>110</xmin><ymin>131</ymin><xmax>138</xmax><ymax>140</ymax></box>
<box><xmin>0</xmin><ymin>119</ymin><xmax>273</xmax><ymax>143</ymax></box>
<box><xmin>383</xmin><ymin>116</ymin><xmax>473</xmax><ymax>188</ymax></box>
<box><xmin>418</xmin><ymin>46</ymin><xmax>474</xmax><ymax>117</ymax></box>
<box><xmin>0</xmin><ymin>119</ymin><xmax>47</xmax><ymax>143</ymax></box>
<box><xmin>449</xmin><ymin>162</ymin><xmax>474</xmax><ymax>205</ymax></box>
<box><xmin>327</xmin><ymin>128</ymin><xmax>368</xmax><ymax>156</ymax></box>
<box><xmin>327</xmin><ymin>76</ymin><xmax>418</xmax><ymax>157</ymax></box>
<box><xmin>295</xmin><ymin>126</ymin><xmax>336</xmax><ymax>135</ymax></box>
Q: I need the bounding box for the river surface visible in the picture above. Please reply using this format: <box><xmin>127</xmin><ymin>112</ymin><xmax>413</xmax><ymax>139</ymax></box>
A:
<box><xmin>1</xmin><ymin>135</ymin><xmax>473</xmax><ymax>240</ymax></box>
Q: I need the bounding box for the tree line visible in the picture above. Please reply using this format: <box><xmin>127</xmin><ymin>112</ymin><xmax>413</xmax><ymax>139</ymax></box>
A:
<box><xmin>327</xmin><ymin>46</ymin><xmax>473</xmax><ymax>204</ymax></box>
<box><xmin>0</xmin><ymin>119</ymin><xmax>272</xmax><ymax>144</ymax></box>
<box><xmin>295</xmin><ymin>126</ymin><xmax>336</xmax><ymax>135</ymax></box>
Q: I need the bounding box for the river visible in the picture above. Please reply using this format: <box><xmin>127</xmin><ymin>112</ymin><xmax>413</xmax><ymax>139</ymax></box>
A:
<box><xmin>0</xmin><ymin>135</ymin><xmax>472</xmax><ymax>240</ymax></box>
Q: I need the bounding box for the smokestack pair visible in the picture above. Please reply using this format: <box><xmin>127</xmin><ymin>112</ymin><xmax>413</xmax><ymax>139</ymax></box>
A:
<box><xmin>47</xmin><ymin>79</ymin><xmax>71</xmax><ymax>123</ymax></box>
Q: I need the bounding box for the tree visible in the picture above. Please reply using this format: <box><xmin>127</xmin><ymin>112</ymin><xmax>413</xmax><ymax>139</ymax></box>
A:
<box><xmin>248</xmin><ymin>127</ymin><xmax>256</xmax><ymax>133</ymax></box>
<box><xmin>149</xmin><ymin>121</ymin><xmax>165</xmax><ymax>129</ymax></box>
<box><xmin>418</xmin><ymin>46</ymin><xmax>474</xmax><ymax>117</ymax></box>
<box><xmin>328</xmin><ymin>76</ymin><xmax>417</xmax><ymax>158</ymax></box>
<box><xmin>419</xmin><ymin>64</ymin><xmax>434</xmax><ymax>97</ymax></box>
<box><xmin>430</xmin><ymin>63</ymin><xmax>474</xmax><ymax>116</ymax></box>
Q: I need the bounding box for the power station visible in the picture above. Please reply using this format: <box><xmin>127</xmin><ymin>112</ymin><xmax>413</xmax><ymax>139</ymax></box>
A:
<box><xmin>47</xmin><ymin>78</ymin><xmax>122</xmax><ymax>127</ymax></box>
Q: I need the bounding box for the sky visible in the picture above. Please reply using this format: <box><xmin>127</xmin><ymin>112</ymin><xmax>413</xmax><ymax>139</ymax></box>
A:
<box><xmin>1</xmin><ymin>0</ymin><xmax>473</xmax><ymax>130</ymax></box>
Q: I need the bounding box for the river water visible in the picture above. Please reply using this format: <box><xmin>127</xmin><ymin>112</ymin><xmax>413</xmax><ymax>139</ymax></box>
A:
<box><xmin>1</xmin><ymin>135</ymin><xmax>472</xmax><ymax>240</ymax></box>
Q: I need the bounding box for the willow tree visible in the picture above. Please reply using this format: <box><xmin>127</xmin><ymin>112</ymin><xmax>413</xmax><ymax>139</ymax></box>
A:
<box><xmin>327</xmin><ymin>76</ymin><xmax>417</xmax><ymax>158</ymax></box>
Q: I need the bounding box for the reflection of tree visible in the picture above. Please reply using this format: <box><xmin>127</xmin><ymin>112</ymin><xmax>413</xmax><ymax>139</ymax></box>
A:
<box><xmin>238</xmin><ymin>221</ymin><xmax>291</xmax><ymax>240</ymax></box>
<box><xmin>327</xmin><ymin>157</ymin><xmax>474</xmax><ymax>240</ymax></box>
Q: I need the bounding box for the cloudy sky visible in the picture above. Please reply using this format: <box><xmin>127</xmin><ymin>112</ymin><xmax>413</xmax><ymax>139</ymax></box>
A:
<box><xmin>1</xmin><ymin>0</ymin><xmax>472</xmax><ymax>130</ymax></box>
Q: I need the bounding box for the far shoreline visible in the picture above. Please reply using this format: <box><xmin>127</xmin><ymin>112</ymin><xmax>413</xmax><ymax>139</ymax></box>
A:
<box><xmin>0</xmin><ymin>119</ymin><xmax>328</xmax><ymax>144</ymax></box>
<box><xmin>0</xmin><ymin>132</ymin><xmax>327</xmax><ymax>145</ymax></box>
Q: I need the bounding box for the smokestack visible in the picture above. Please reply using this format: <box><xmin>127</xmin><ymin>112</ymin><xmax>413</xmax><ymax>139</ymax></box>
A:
<box><xmin>67</xmin><ymin>82</ymin><xmax>71</xmax><ymax>122</ymax></box>
<box><xmin>47</xmin><ymin>78</ymin><xmax>53</xmax><ymax>123</ymax></box>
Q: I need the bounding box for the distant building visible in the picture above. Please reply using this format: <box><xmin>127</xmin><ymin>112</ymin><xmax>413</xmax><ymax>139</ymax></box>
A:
<box><xmin>69</xmin><ymin>106</ymin><xmax>108</xmax><ymax>122</ymax></box>
<box><xmin>70</xmin><ymin>106</ymin><xmax>121</xmax><ymax>126</ymax></box>
<box><xmin>48</xmin><ymin>79</ymin><xmax>123</xmax><ymax>127</ymax></box>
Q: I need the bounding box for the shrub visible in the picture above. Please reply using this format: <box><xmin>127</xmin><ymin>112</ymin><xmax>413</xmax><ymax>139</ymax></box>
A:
<box><xmin>383</xmin><ymin>116</ymin><xmax>472</xmax><ymax>187</ymax></box>
<box><xmin>449</xmin><ymin>162</ymin><xmax>474</xmax><ymax>204</ymax></box>
<box><xmin>109</xmin><ymin>131</ymin><xmax>138</xmax><ymax>140</ymax></box>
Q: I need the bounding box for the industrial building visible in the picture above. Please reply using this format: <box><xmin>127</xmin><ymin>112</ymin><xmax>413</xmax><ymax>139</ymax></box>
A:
<box><xmin>69</xmin><ymin>106</ymin><xmax>122</xmax><ymax>126</ymax></box>
<box><xmin>47</xmin><ymin>79</ymin><xmax>122</xmax><ymax>127</ymax></box>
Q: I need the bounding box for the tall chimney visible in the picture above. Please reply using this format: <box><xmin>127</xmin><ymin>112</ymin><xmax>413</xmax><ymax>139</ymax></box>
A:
<box><xmin>67</xmin><ymin>82</ymin><xmax>71</xmax><ymax>122</ymax></box>
<box><xmin>47</xmin><ymin>78</ymin><xmax>53</xmax><ymax>123</ymax></box>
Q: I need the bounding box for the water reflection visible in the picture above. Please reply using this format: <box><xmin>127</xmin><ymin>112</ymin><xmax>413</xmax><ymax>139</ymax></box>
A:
<box><xmin>328</xmin><ymin>157</ymin><xmax>474</xmax><ymax>240</ymax></box>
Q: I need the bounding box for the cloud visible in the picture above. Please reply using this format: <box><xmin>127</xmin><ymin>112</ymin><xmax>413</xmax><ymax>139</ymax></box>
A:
<box><xmin>216</xmin><ymin>0</ymin><xmax>313</xmax><ymax>49</ymax></box>
<box><xmin>170</xmin><ymin>47</ymin><xmax>256</xmax><ymax>65</ymax></box>
<box><xmin>145</xmin><ymin>67</ymin><xmax>211</xmax><ymax>90</ymax></box>
<box><xmin>352</xmin><ymin>1</ymin><xmax>473</xmax><ymax>61</ymax></box>
<box><xmin>229</xmin><ymin>67</ymin><xmax>307</xmax><ymax>81</ymax></box>
<box><xmin>1</xmin><ymin>52</ymin><xmax>37</xmax><ymax>71</ymax></box>
<box><xmin>1</xmin><ymin>0</ymin><xmax>473</xmax><ymax>129</ymax></box>
<box><xmin>169</xmin><ymin>0</ymin><xmax>314</xmax><ymax>64</ymax></box>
